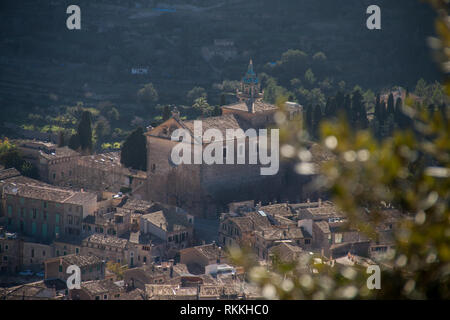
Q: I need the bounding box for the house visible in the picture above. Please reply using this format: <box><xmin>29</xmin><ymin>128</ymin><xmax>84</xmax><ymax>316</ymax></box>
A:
<box><xmin>0</xmin><ymin>279</ymin><xmax>67</xmax><ymax>300</ymax></box>
<box><xmin>254</xmin><ymin>226</ymin><xmax>311</xmax><ymax>260</ymax></box>
<box><xmin>69</xmin><ymin>279</ymin><xmax>124</xmax><ymax>300</ymax></box>
<box><xmin>123</xmin><ymin>261</ymin><xmax>189</xmax><ymax>290</ymax></box>
<box><xmin>139</xmin><ymin>208</ymin><xmax>194</xmax><ymax>256</ymax></box>
<box><xmin>0</xmin><ymin>230</ymin><xmax>22</xmax><ymax>273</ymax></box>
<box><xmin>219</xmin><ymin>210</ymin><xmax>272</xmax><ymax>248</ymax></box>
<box><xmin>44</xmin><ymin>254</ymin><xmax>105</xmax><ymax>282</ymax></box>
<box><xmin>2</xmin><ymin>181</ymin><xmax>97</xmax><ymax>241</ymax></box>
<box><xmin>180</xmin><ymin>243</ymin><xmax>226</xmax><ymax>274</ymax></box>
<box><xmin>312</xmin><ymin>219</ymin><xmax>370</xmax><ymax>259</ymax></box>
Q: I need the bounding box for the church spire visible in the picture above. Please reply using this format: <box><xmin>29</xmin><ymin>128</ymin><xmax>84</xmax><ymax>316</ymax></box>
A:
<box><xmin>236</xmin><ymin>60</ymin><xmax>262</xmax><ymax>113</ymax></box>
<box><xmin>248</xmin><ymin>59</ymin><xmax>254</xmax><ymax>74</ymax></box>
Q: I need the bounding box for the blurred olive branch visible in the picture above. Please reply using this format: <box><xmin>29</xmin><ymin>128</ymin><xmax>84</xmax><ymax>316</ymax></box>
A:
<box><xmin>230</xmin><ymin>0</ymin><xmax>449</xmax><ymax>299</ymax></box>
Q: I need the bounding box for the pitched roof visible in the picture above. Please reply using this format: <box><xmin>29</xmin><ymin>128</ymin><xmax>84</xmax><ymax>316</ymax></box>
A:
<box><xmin>222</xmin><ymin>100</ymin><xmax>277</xmax><ymax>113</ymax></box>
<box><xmin>256</xmin><ymin>226</ymin><xmax>305</xmax><ymax>240</ymax></box>
<box><xmin>0</xmin><ymin>168</ymin><xmax>21</xmax><ymax>180</ymax></box>
<box><xmin>181</xmin><ymin>243</ymin><xmax>221</xmax><ymax>261</ymax></box>
<box><xmin>315</xmin><ymin>221</ymin><xmax>331</xmax><ymax>234</ymax></box>
<box><xmin>83</xmin><ymin>234</ymin><xmax>129</xmax><ymax>249</ymax></box>
<box><xmin>81</xmin><ymin>279</ymin><xmax>122</xmax><ymax>295</ymax></box>
<box><xmin>54</xmin><ymin>254</ymin><xmax>103</xmax><ymax>267</ymax></box>
<box><xmin>182</xmin><ymin>113</ymin><xmax>252</xmax><ymax>142</ymax></box>
<box><xmin>258</xmin><ymin>203</ymin><xmax>294</xmax><ymax>217</ymax></box>
<box><xmin>3</xmin><ymin>182</ymin><xmax>96</xmax><ymax>205</ymax></box>
<box><xmin>268</xmin><ymin>242</ymin><xmax>305</xmax><ymax>262</ymax></box>
<box><xmin>141</xmin><ymin>210</ymin><xmax>191</xmax><ymax>232</ymax></box>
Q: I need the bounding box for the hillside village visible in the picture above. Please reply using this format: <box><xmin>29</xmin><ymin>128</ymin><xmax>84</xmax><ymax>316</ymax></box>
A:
<box><xmin>0</xmin><ymin>61</ymin><xmax>409</xmax><ymax>300</ymax></box>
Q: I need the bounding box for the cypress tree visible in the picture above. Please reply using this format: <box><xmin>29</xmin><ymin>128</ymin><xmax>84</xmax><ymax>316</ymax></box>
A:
<box><xmin>78</xmin><ymin>111</ymin><xmax>93</xmax><ymax>152</ymax></box>
<box><xmin>351</xmin><ymin>90</ymin><xmax>364</xmax><ymax>127</ymax></box>
<box><xmin>220</xmin><ymin>94</ymin><xmax>227</xmax><ymax>106</ymax></box>
<box><xmin>162</xmin><ymin>105</ymin><xmax>171</xmax><ymax>121</ymax></box>
<box><xmin>335</xmin><ymin>91</ymin><xmax>345</xmax><ymax>114</ymax></box>
<box><xmin>387</xmin><ymin>93</ymin><xmax>395</xmax><ymax>115</ymax></box>
<box><xmin>313</xmin><ymin>105</ymin><xmax>323</xmax><ymax>139</ymax></box>
<box><xmin>68</xmin><ymin>134</ymin><xmax>80</xmax><ymax>151</ymax></box>
<box><xmin>374</xmin><ymin>93</ymin><xmax>382</xmax><ymax>123</ymax></box>
<box><xmin>324</xmin><ymin>97</ymin><xmax>337</xmax><ymax>119</ymax></box>
<box><xmin>305</xmin><ymin>105</ymin><xmax>313</xmax><ymax>136</ymax></box>
<box><xmin>343</xmin><ymin>94</ymin><xmax>352</xmax><ymax>121</ymax></box>
<box><xmin>120</xmin><ymin>127</ymin><xmax>147</xmax><ymax>171</ymax></box>
<box><xmin>394</xmin><ymin>97</ymin><xmax>403</xmax><ymax>127</ymax></box>
<box><xmin>213</xmin><ymin>105</ymin><xmax>222</xmax><ymax>116</ymax></box>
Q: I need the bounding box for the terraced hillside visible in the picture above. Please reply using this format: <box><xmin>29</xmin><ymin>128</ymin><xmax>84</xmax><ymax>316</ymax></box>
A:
<box><xmin>0</xmin><ymin>0</ymin><xmax>440</xmax><ymax>124</ymax></box>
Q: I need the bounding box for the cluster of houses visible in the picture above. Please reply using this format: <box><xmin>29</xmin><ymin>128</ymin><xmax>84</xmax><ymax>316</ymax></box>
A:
<box><xmin>0</xmin><ymin>61</ymin><xmax>408</xmax><ymax>300</ymax></box>
<box><xmin>0</xmin><ymin>165</ymin><xmax>403</xmax><ymax>300</ymax></box>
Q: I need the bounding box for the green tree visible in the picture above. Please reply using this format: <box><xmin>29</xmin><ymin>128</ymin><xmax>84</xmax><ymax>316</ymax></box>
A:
<box><xmin>312</xmin><ymin>104</ymin><xmax>323</xmax><ymax>139</ymax></box>
<box><xmin>120</xmin><ymin>127</ymin><xmax>147</xmax><ymax>171</ymax></box>
<box><xmin>220</xmin><ymin>94</ymin><xmax>227</xmax><ymax>106</ymax></box>
<box><xmin>137</xmin><ymin>83</ymin><xmax>159</xmax><ymax>109</ymax></box>
<box><xmin>0</xmin><ymin>139</ymin><xmax>39</xmax><ymax>179</ymax></box>
<box><xmin>78</xmin><ymin>111</ymin><xmax>93</xmax><ymax>153</ymax></box>
<box><xmin>387</xmin><ymin>93</ymin><xmax>395</xmax><ymax>115</ymax></box>
<box><xmin>162</xmin><ymin>105</ymin><xmax>171</xmax><ymax>121</ymax></box>
<box><xmin>192</xmin><ymin>97</ymin><xmax>212</xmax><ymax>117</ymax></box>
<box><xmin>94</xmin><ymin>117</ymin><xmax>111</xmax><ymax>143</ymax></box>
<box><xmin>186</xmin><ymin>87</ymin><xmax>207</xmax><ymax>105</ymax></box>
<box><xmin>213</xmin><ymin>105</ymin><xmax>222</xmax><ymax>116</ymax></box>
<box><xmin>304</xmin><ymin>68</ymin><xmax>316</xmax><ymax>86</ymax></box>
<box><xmin>231</xmin><ymin>1</ymin><xmax>450</xmax><ymax>299</ymax></box>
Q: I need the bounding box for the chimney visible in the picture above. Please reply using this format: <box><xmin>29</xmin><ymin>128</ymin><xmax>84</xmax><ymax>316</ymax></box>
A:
<box><xmin>318</xmin><ymin>198</ymin><xmax>322</xmax><ymax>207</ymax></box>
<box><xmin>170</xmin><ymin>265</ymin><xmax>173</xmax><ymax>278</ymax></box>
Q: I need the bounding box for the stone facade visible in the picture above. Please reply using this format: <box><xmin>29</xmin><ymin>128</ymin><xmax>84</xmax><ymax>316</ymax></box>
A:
<box><xmin>2</xmin><ymin>182</ymin><xmax>97</xmax><ymax>242</ymax></box>
<box><xmin>146</xmin><ymin>61</ymin><xmax>297</xmax><ymax>218</ymax></box>
<box><xmin>44</xmin><ymin>254</ymin><xmax>105</xmax><ymax>282</ymax></box>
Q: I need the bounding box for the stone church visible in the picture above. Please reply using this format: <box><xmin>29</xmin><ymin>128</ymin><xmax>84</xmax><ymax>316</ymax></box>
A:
<box><xmin>145</xmin><ymin>61</ymin><xmax>303</xmax><ymax>218</ymax></box>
